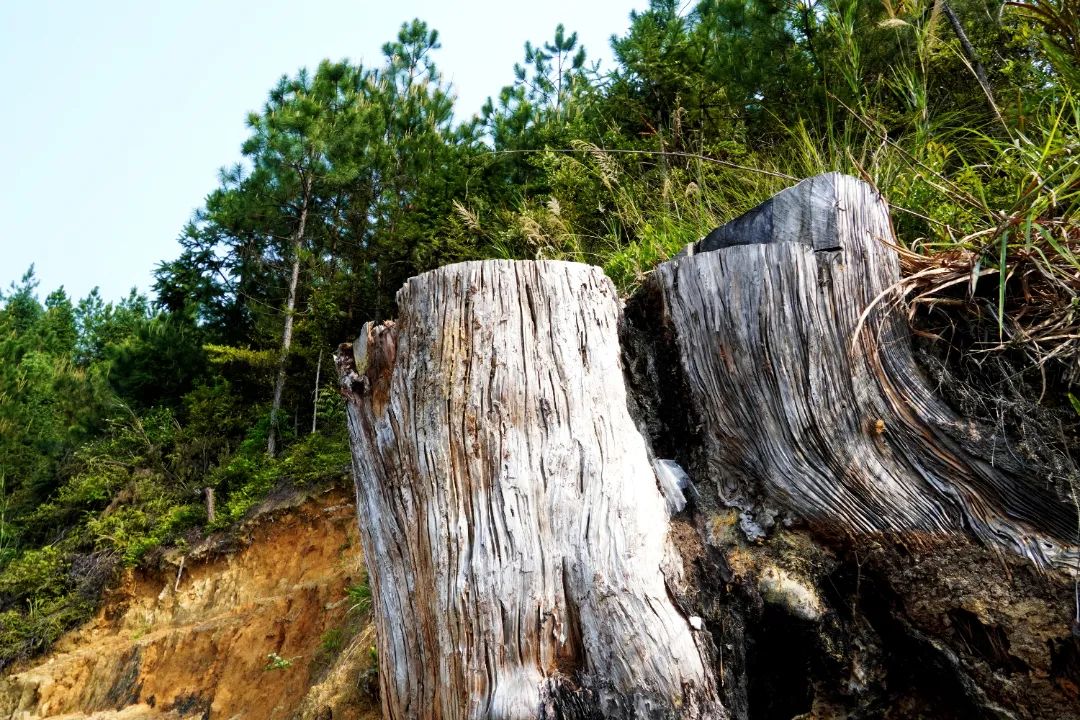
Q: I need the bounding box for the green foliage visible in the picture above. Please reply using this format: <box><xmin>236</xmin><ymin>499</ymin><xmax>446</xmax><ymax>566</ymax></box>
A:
<box><xmin>0</xmin><ymin>547</ymin><xmax>66</xmax><ymax>599</ymax></box>
<box><xmin>347</xmin><ymin>574</ymin><xmax>373</xmax><ymax>616</ymax></box>
<box><xmin>211</xmin><ymin>450</ymin><xmax>277</xmax><ymax>526</ymax></box>
<box><xmin>209</xmin><ymin>425</ymin><xmax>351</xmax><ymax>527</ymax></box>
<box><xmin>108</xmin><ymin>313</ymin><xmax>208</xmax><ymax>410</ymax></box>
<box><xmin>319</xmin><ymin>627</ymin><xmax>346</xmax><ymax>654</ymax></box>
<box><xmin>0</xmin><ymin>595</ymin><xmax>93</xmax><ymax>667</ymax></box>
<box><xmin>1009</xmin><ymin>0</ymin><xmax>1080</xmax><ymax>89</ymax></box>
<box><xmin>87</xmin><ymin>501</ymin><xmax>204</xmax><ymax>566</ymax></box>
<box><xmin>264</xmin><ymin>652</ymin><xmax>295</xmax><ymax>671</ymax></box>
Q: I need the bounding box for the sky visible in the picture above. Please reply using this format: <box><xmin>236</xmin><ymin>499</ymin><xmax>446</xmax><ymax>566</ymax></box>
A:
<box><xmin>0</xmin><ymin>0</ymin><xmax>644</xmax><ymax>304</ymax></box>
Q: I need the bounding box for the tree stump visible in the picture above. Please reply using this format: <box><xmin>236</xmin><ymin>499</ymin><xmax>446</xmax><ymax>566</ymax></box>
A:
<box><xmin>338</xmin><ymin>174</ymin><xmax>1080</xmax><ymax>719</ymax></box>
<box><xmin>337</xmin><ymin>261</ymin><xmax>723</xmax><ymax>719</ymax></box>
<box><xmin>651</xmin><ymin>172</ymin><xmax>1078</xmax><ymax>570</ymax></box>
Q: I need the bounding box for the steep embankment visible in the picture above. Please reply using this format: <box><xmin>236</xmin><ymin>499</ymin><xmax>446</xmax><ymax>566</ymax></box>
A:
<box><xmin>1</xmin><ymin>487</ymin><xmax>378</xmax><ymax>720</ymax></box>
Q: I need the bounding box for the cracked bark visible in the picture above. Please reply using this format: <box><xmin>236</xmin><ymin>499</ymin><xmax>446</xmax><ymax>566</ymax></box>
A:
<box><xmin>338</xmin><ymin>174</ymin><xmax>1080</xmax><ymax>719</ymax></box>
<box><xmin>663</xmin><ymin>173</ymin><xmax>1077</xmax><ymax>571</ymax></box>
<box><xmin>338</xmin><ymin>261</ymin><xmax>722</xmax><ymax>720</ymax></box>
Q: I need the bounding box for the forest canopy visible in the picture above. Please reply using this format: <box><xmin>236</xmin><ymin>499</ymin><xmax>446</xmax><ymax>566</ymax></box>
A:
<box><xmin>2</xmin><ymin>0</ymin><xmax>1078</xmax><ymax>669</ymax></box>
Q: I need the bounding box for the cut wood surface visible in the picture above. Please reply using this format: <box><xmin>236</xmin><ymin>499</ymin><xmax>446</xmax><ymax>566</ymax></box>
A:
<box><xmin>338</xmin><ymin>261</ymin><xmax>722</xmax><ymax>719</ymax></box>
<box><xmin>654</xmin><ymin>172</ymin><xmax>1079</xmax><ymax>571</ymax></box>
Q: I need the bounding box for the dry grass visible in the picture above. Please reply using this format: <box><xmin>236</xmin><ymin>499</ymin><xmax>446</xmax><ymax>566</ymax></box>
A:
<box><xmin>893</xmin><ymin>220</ymin><xmax>1080</xmax><ymax>387</ymax></box>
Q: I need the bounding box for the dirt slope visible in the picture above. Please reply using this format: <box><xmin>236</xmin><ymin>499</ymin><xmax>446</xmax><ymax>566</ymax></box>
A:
<box><xmin>1</xmin><ymin>486</ymin><xmax>379</xmax><ymax>720</ymax></box>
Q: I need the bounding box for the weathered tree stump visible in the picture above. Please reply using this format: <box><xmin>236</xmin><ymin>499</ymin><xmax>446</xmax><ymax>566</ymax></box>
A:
<box><xmin>653</xmin><ymin>173</ymin><xmax>1078</xmax><ymax>571</ymax></box>
<box><xmin>339</xmin><ymin>174</ymin><xmax>1080</xmax><ymax>719</ymax></box>
<box><xmin>337</xmin><ymin>261</ymin><xmax>723</xmax><ymax>719</ymax></box>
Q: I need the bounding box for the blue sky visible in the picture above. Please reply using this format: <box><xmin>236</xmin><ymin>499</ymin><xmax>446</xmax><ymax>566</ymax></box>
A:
<box><xmin>0</xmin><ymin>0</ymin><xmax>643</xmax><ymax>303</ymax></box>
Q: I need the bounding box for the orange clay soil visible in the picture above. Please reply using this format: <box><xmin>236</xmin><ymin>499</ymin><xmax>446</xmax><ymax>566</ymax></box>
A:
<box><xmin>1</xmin><ymin>486</ymin><xmax>379</xmax><ymax>720</ymax></box>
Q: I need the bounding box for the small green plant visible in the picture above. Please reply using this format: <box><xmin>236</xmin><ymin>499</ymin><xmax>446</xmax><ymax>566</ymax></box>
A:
<box><xmin>347</xmin><ymin>574</ymin><xmax>372</xmax><ymax>615</ymax></box>
<box><xmin>264</xmin><ymin>652</ymin><xmax>294</xmax><ymax>671</ymax></box>
<box><xmin>130</xmin><ymin>620</ymin><xmax>151</xmax><ymax>641</ymax></box>
<box><xmin>319</xmin><ymin>627</ymin><xmax>345</xmax><ymax>654</ymax></box>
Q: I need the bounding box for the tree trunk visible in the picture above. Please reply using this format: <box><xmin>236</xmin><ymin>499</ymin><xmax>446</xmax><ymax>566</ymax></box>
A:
<box><xmin>337</xmin><ymin>261</ymin><xmax>723</xmax><ymax>719</ymax></box>
<box><xmin>939</xmin><ymin>1</ymin><xmax>1001</xmax><ymax>121</ymax></box>
<box><xmin>203</xmin><ymin>487</ymin><xmax>215</xmax><ymax>524</ymax></box>
<box><xmin>311</xmin><ymin>347</ymin><xmax>323</xmax><ymax>434</ymax></box>
<box><xmin>339</xmin><ymin>174</ymin><xmax>1080</xmax><ymax>719</ymax></box>
<box><xmin>268</xmin><ymin>179</ymin><xmax>313</xmax><ymax>457</ymax></box>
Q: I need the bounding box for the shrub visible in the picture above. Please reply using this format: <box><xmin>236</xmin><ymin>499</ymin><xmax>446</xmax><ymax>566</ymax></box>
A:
<box><xmin>264</xmin><ymin>652</ymin><xmax>294</xmax><ymax>671</ymax></box>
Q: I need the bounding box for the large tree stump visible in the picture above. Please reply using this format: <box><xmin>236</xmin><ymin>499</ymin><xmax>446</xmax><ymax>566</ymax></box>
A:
<box><xmin>652</xmin><ymin>173</ymin><xmax>1078</xmax><ymax>570</ymax></box>
<box><xmin>339</xmin><ymin>174</ymin><xmax>1080</xmax><ymax>719</ymax></box>
<box><xmin>629</xmin><ymin>173</ymin><xmax>1080</xmax><ymax>719</ymax></box>
<box><xmin>337</xmin><ymin>261</ymin><xmax>722</xmax><ymax>719</ymax></box>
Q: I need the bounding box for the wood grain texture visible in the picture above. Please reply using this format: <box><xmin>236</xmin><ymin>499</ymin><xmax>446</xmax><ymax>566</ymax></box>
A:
<box><xmin>338</xmin><ymin>260</ymin><xmax>723</xmax><ymax>720</ymax></box>
<box><xmin>654</xmin><ymin>172</ymin><xmax>1079</xmax><ymax>571</ymax></box>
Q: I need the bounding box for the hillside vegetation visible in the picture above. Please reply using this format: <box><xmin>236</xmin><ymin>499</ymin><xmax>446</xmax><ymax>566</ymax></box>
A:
<box><xmin>2</xmin><ymin>0</ymin><xmax>1078</xmax><ymax>670</ymax></box>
